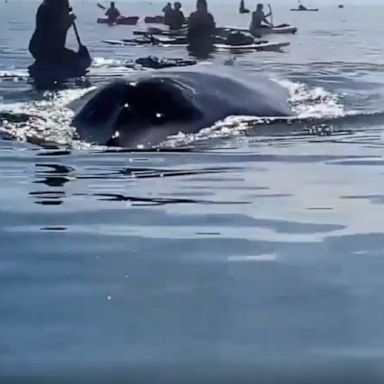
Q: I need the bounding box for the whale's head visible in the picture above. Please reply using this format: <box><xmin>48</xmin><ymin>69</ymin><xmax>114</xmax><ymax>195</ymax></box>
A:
<box><xmin>71</xmin><ymin>77</ymin><xmax>203</xmax><ymax>147</ymax></box>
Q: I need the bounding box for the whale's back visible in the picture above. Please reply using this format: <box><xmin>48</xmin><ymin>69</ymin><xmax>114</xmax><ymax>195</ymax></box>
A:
<box><xmin>70</xmin><ymin>65</ymin><xmax>293</xmax><ymax>147</ymax></box>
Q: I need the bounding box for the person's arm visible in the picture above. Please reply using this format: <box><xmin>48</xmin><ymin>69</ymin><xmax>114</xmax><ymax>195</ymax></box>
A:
<box><xmin>262</xmin><ymin>12</ymin><xmax>272</xmax><ymax>26</ymax></box>
<box><xmin>262</xmin><ymin>16</ymin><xmax>272</xmax><ymax>26</ymax></box>
<box><xmin>63</xmin><ymin>12</ymin><xmax>76</xmax><ymax>30</ymax></box>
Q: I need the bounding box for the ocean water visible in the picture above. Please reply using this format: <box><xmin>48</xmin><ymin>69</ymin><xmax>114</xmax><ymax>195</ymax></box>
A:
<box><xmin>1</xmin><ymin>1</ymin><xmax>384</xmax><ymax>383</ymax></box>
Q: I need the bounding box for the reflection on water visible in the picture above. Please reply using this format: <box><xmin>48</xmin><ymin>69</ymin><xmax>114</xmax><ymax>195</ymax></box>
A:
<box><xmin>2</xmin><ymin>117</ymin><xmax>384</xmax><ymax>383</ymax></box>
<box><xmin>0</xmin><ymin>121</ymin><xmax>384</xmax><ymax>384</ymax></box>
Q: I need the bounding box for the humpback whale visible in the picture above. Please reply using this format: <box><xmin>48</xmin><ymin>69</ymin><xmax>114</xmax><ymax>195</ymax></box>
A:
<box><xmin>70</xmin><ymin>65</ymin><xmax>293</xmax><ymax>147</ymax></box>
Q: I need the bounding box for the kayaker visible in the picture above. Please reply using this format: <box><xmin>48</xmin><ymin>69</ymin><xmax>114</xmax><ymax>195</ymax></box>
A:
<box><xmin>105</xmin><ymin>2</ymin><xmax>121</xmax><ymax>23</ymax></box>
<box><xmin>239</xmin><ymin>0</ymin><xmax>249</xmax><ymax>14</ymax></box>
<box><xmin>29</xmin><ymin>0</ymin><xmax>77</xmax><ymax>66</ymax></box>
<box><xmin>169</xmin><ymin>2</ymin><xmax>186</xmax><ymax>30</ymax></box>
<box><xmin>298</xmin><ymin>1</ymin><xmax>307</xmax><ymax>10</ymax></box>
<box><xmin>187</xmin><ymin>0</ymin><xmax>215</xmax><ymax>57</ymax></box>
<box><xmin>162</xmin><ymin>2</ymin><xmax>173</xmax><ymax>25</ymax></box>
<box><xmin>250</xmin><ymin>3</ymin><xmax>272</xmax><ymax>36</ymax></box>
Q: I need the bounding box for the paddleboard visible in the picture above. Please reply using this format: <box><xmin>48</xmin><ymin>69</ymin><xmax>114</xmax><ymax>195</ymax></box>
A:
<box><xmin>290</xmin><ymin>8</ymin><xmax>319</xmax><ymax>11</ymax></box>
<box><xmin>219</xmin><ymin>24</ymin><xmax>297</xmax><ymax>35</ymax></box>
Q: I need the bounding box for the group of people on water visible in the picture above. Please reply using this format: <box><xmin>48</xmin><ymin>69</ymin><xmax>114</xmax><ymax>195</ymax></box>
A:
<box><xmin>28</xmin><ymin>0</ymin><xmax>216</xmax><ymax>68</ymax></box>
<box><xmin>27</xmin><ymin>0</ymin><xmax>287</xmax><ymax>71</ymax></box>
<box><xmin>162</xmin><ymin>2</ymin><xmax>186</xmax><ymax>30</ymax></box>
<box><xmin>162</xmin><ymin>0</ymin><xmax>215</xmax><ymax>55</ymax></box>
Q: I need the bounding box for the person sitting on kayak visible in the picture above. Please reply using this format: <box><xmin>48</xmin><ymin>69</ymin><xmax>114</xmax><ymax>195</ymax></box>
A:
<box><xmin>105</xmin><ymin>2</ymin><xmax>121</xmax><ymax>23</ymax></box>
<box><xmin>250</xmin><ymin>3</ymin><xmax>272</xmax><ymax>36</ymax></box>
<box><xmin>29</xmin><ymin>0</ymin><xmax>77</xmax><ymax>66</ymax></box>
<box><xmin>162</xmin><ymin>2</ymin><xmax>173</xmax><ymax>26</ymax></box>
<box><xmin>187</xmin><ymin>0</ymin><xmax>215</xmax><ymax>57</ymax></box>
<box><xmin>298</xmin><ymin>1</ymin><xmax>307</xmax><ymax>10</ymax></box>
<box><xmin>169</xmin><ymin>2</ymin><xmax>186</xmax><ymax>30</ymax></box>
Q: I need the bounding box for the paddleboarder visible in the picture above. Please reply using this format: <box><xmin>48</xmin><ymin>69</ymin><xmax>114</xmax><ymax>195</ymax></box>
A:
<box><xmin>187</xmin><ymin>0</ymin><xmax>215</xmax><ymax>58</ymax></box>
<box><xmin>29</xmin><ymin>0</ymin><xmax>77</xmax><ymax>66</ymax></box>
<box><xmin>250</xmin><ymin>3</ymin><xmax>272</xmax><ymax>37</ymax></box>
<box><xmin>28</xmin><ymin>0</ymin><xmax>91</xmax><ymax>84</ymax></box>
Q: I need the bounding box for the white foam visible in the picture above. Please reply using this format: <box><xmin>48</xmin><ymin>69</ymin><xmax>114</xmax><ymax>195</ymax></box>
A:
<box><xmin>162</xmin><ymin>115</ymin><xmax>262</xmax><ymax>147</ymax></box>
<box><xmin>276</xmin><ymin>78</ymin><xmax>346</xmax><ymax>119</ymax></box>
<box><xmin>164</xmin><ymin>78</ymin><xmax>347</xmax><ymax>147</ymax></box>
<box><xmin>0</xmin><ymin>87</ymin><xmax>94</xmax><ymax>148</ymax></box>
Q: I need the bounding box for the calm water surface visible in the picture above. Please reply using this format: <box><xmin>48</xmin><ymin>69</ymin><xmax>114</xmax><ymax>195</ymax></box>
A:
<box><xmin>1</xmin><ymin>1</ymin><xmax>384</xmax><ymax>383</ymax></box>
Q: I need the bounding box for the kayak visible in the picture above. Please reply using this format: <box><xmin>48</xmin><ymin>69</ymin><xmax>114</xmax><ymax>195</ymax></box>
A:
<box><xmin>144</xmin><ymin>16</ymin><xmax>164</xmax><ymax>24</ymax></box>
<box><xmin>97</xmin><ymin>16</ymin><xmax>139</xmax><ymax>25</ymax></box>
<box><xmin>290</xmin><ymin>8</ymin><xmax>319</xmax><ymax>11</ymax></box>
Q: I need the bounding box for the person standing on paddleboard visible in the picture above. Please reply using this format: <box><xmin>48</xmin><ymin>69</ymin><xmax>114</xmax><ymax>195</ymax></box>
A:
<box><xmin>29</xmin><ymin>0</ymin><xmax>77</xmax><ymax>66</ymax></box>
<box><xmin>187</xmin><ymin>0</ymin><xmax>215</xmax><ymax>58</ymax></box>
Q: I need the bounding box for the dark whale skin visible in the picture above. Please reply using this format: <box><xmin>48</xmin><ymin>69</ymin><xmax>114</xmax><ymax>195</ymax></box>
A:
<box><xmin>70</xmin><ymin>65</ymin><xmax>293</xmax><ymax>147</ymax></box>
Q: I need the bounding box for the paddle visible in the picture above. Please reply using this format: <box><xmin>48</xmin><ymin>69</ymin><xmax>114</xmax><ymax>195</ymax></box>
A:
<box><xmin>268</xmin><ymin>4</ymin><xmax>274</xmax><ymax>27</ymax></box>
<box><xmin>97</xmin><ymin>3</ymin><xmax>106</xmax><ymax>10</ymax></box>
<box><xmin>72</xmin><ymin>20</ymin><xmax>92</xmax><ymax>67</ymax></box>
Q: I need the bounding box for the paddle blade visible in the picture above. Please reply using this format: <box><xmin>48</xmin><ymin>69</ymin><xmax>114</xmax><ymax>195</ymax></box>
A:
<box><xmin>78</xmin><ymin>45</ymin><xmax>92</xmax><ymax>67</ymax></box>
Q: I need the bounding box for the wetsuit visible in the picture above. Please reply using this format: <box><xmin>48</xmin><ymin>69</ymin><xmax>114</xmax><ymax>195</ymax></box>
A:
<box><xmin>187</xmin><ymin>10</ymin><xmax>215</xmax><ymax>55</ymax></box>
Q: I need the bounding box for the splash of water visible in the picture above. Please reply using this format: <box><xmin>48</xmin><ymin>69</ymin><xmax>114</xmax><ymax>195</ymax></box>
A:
<box><xmin>0</xmin><ymin>87</ymin><xmax>94</xmax><ymax>148</ymax></box>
